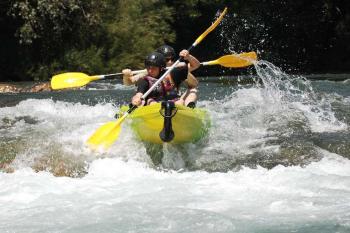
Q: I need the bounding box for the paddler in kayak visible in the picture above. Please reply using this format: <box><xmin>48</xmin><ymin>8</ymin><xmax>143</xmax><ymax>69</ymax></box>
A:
<box><xmin>130</xmin><ymin>51</ymin><xmax>198</xmax><ymax>107</ymax></box>
<box><xmin>157</xmin><ymin>45</ymin><xmax>200</xmax><ymax>108</ymax></box>
<box><xmin>123</xmin><ymin>45</ymin><xmax>200</xmax><ymax>107</ymax></box>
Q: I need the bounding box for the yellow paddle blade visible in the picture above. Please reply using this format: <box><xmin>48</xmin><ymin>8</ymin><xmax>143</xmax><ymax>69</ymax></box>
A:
<box><xmin>193</xmin><ymin>7</ymin><xmax>228</xmax><ymax>46</ymax></box>
<box><xmin>87</xmin><ymin>113</ymin><xmax>128</xmax><ymax>150</ymax></box>
<box><xmin>205</xmin><ymin>52</ymin><xmax>258</xmax><ymax>68</ymax></box>
<box><xmin>51</xmin><ymin>72</ymin><xmax>100</xmax><ymax>90</ymax></box>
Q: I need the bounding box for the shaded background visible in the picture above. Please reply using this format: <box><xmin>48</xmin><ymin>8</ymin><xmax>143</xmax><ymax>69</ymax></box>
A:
<box><xmin>1</xmin><ymin>0</ymin><xmax>349</xmax><ymax>81</ymax></box>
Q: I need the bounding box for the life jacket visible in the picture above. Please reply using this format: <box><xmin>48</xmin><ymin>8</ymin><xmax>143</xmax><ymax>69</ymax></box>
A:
<box><xmin>143</xmin><ymin>75</ymin><xmax>179</xmax><ymax>100</ymax></box>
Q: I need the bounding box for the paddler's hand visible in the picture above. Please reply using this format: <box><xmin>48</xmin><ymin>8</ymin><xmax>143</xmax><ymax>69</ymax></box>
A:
<box><xmin>131</xmin><ymin>93</ymin><xmax>143</xmax><ymax>106</ymax></box>
<box><xmin>122</xmin><ymin>69</ymin><xmax>133</xmax><ymax>86</ymax></box>
<box><xmin>122</xmin><ymin>69</ymin><xmax>132</xmax><ymax>76</ymax></box>
<box><xmin>179</xmin><ymin>50</ymin><xmax>191</xmax><ymax>61</ymax></box>
<box><xmin>179</xmin><ymin>49</ymin><xmax>200</xmax><ymax>71</ymax></box>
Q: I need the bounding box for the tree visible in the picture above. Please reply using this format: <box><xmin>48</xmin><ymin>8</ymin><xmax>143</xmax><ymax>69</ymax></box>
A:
<box><xmin>7</xmin><ymin>0</ymin><xmax>174</xmax><ymax>80</ymax></box>
<box><xmin>104</xmin><ymin>0</ymin><xmax>175</xmax><ymax>71</ymax></box>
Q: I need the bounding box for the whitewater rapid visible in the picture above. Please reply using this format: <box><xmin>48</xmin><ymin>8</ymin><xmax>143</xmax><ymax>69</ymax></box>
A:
<box><xmin>1</xmin><ymin>60</ymin><xmax>350</xmax><ymax>232</ymax></box>
<box><xmin>1</xmin><ymin>152</ymin><xmax>350</xmax><ymax>232</ymax></box>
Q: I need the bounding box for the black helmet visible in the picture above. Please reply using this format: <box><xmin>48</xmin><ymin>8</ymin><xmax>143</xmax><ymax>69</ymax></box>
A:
<box><xmin>156</xmin><ymin>45</ymin><xmax>176</xmax><ymax>60</ymax></box>
<box><xmin>144</xmin><ymin>52</ymin><xmax>166</xmax><ymax>68</ymax></box>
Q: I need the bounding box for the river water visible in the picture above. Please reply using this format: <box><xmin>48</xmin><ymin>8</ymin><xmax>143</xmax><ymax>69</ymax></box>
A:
<box><xmin>1</xmin><ymin>61</ymin><xmax>350</xmax><ymax>232</ymax></box>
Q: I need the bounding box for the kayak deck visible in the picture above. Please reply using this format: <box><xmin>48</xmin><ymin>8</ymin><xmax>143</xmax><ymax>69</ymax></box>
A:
<box><xmin>120</xmin><ymin>103</ymin><xmax>210</xmax><ymax>144</ymax></box>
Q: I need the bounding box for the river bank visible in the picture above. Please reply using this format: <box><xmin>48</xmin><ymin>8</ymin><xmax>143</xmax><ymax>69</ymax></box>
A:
<box><xmin>1</xmin><ymin>73</ymin><xmax>349</xmax><ymax>93</ymax></box>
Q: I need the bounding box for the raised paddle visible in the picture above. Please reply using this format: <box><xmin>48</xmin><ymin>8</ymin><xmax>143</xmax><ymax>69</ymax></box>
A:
<box><xmin>201</xmin><ymin>51</ymin><xmax>257</xmax><ymax>68</ymax></box>
<box><xmin>87</xmin><ymin>7</ymin><xmax>228</xmax><ymax>150</ymax></box>
<box><xmin>51</xmin><ymin>51</ymin><xmax>256</xmax><ymax>90</ymax></box>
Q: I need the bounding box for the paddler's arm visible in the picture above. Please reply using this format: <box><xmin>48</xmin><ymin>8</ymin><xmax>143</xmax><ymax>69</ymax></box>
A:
<box><xmin>179</xmin><ymin>49</ymin><xmax>201</xmax><ymax>72</ymax></box>
<box><xmin>185</xmin><ymin>73</ymin><xmax>198</xmax><ymax>88</ymax></box>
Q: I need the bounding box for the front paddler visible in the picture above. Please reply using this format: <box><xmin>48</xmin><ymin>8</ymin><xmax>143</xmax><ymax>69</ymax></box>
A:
<box><xmin>131</xmin><ymin>51</ymin><xmax>197</xmax><ymax>106</ymax></box>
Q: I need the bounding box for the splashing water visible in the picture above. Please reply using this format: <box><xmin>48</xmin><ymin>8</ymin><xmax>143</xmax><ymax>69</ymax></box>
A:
<box><xmin>254</xmin><ymin>60</ymin><xmax>347</xmax><ymax>133</ymax></box>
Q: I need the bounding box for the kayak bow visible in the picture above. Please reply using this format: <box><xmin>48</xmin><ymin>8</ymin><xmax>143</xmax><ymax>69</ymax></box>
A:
<box><xmin>119</xmin><ymin>103</ymin><xmax>210</xmax><ymax>144</ymax></box>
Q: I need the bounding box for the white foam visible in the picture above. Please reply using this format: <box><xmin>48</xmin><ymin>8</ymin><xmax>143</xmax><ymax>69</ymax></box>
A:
<box><xmin>1</xmin><ymin>153</ymin><xmax>350</xmax><ymax>232</ymax></box>
<box><xmin>253</xmin><ymin>60</ymin><xmax>348</xmax><ymax>133</ymax></box>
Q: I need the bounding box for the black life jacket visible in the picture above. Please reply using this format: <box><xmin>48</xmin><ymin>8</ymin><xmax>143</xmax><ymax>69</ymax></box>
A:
<box><xmin>143</xmin><ymin>75</ymin><xmax>179</xmax><ymax>100</ymax></box>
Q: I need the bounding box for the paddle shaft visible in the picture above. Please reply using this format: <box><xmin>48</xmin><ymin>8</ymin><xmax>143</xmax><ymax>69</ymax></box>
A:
<box><xmin>98</xmin><ymin>54</ymin><xmax>250</xmax><ymax>81</ymax></box>
<box><xmin>97</xmin><ymin>69</ymin><xmax>146</xmax><ymax>80</ymax></box>
<box><xmin>98</xmin><ymin>73</ymin><xmax>122</xmax><ymax>79</ymax></box>
<box><xmin>103</xmin><ymin>52</ymin><xmax>255</xmax><ymax>79</ymax></box>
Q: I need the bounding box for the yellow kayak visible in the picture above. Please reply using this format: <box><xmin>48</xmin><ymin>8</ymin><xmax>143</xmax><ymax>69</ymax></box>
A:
<box><xmin>119</xmin><ymin>102</ymin><xmax>210</xmax><ymax>144</ymax></box>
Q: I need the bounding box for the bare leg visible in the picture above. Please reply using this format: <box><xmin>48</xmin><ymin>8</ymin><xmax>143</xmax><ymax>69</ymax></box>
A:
<box><xmin>175</xmin><ymin>98</ymin><xmax>185</xmax><ymax>106</ymax></box>
<box><xmin>181</xmin><ymin>88</ymin><xmax>198</xmax><ymax>106</ymax></box>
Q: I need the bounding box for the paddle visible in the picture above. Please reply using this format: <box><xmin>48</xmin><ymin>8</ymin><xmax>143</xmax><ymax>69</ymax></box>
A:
<box><xmin>51</xmin><ymin>51</ymin><xmax>256</xmax><ymax>90</ymax></box>
<box><xmin>87</xmin><ymin>7</ymin><xmax>228</xmax><ymax>150</ymax></box>
<box><xmin>201</xmin><ymin>51</ymin><xmax>257</xmax><ymax>68</ymax></box>
<box><xmin>51</xmin><ymin>70</ymin><xmax>146</xmax><ymax>90</ymax></box>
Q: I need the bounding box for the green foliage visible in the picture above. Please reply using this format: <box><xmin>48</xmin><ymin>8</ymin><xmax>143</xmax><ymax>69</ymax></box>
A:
<box><xmin>10</xmin><ymin>0</ymin><xmax>103</xmax><ymax>46</ymax></box>
<box><xmin>2</xmin><ymin>0</ymin><xmax>350</xmax><ymax>81</ymax></box>
<box><xmin>104</xmin><ymin>0</ymin><xmax>175</xmax><ymax>71</ymax></box>
<box><xmin>28</xmin><ymin>46</ymin><xmax>105</xmax><ymax>80</ymax></box>
<box><xmin>7</xmin><ymin>0</ymin><xmax>174</xmax><ymax>80</ymax></box>
<box><xmin>7</xmin><ymin>0</ymin><xmax>105</xmax><ymax>80</ymax></box>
